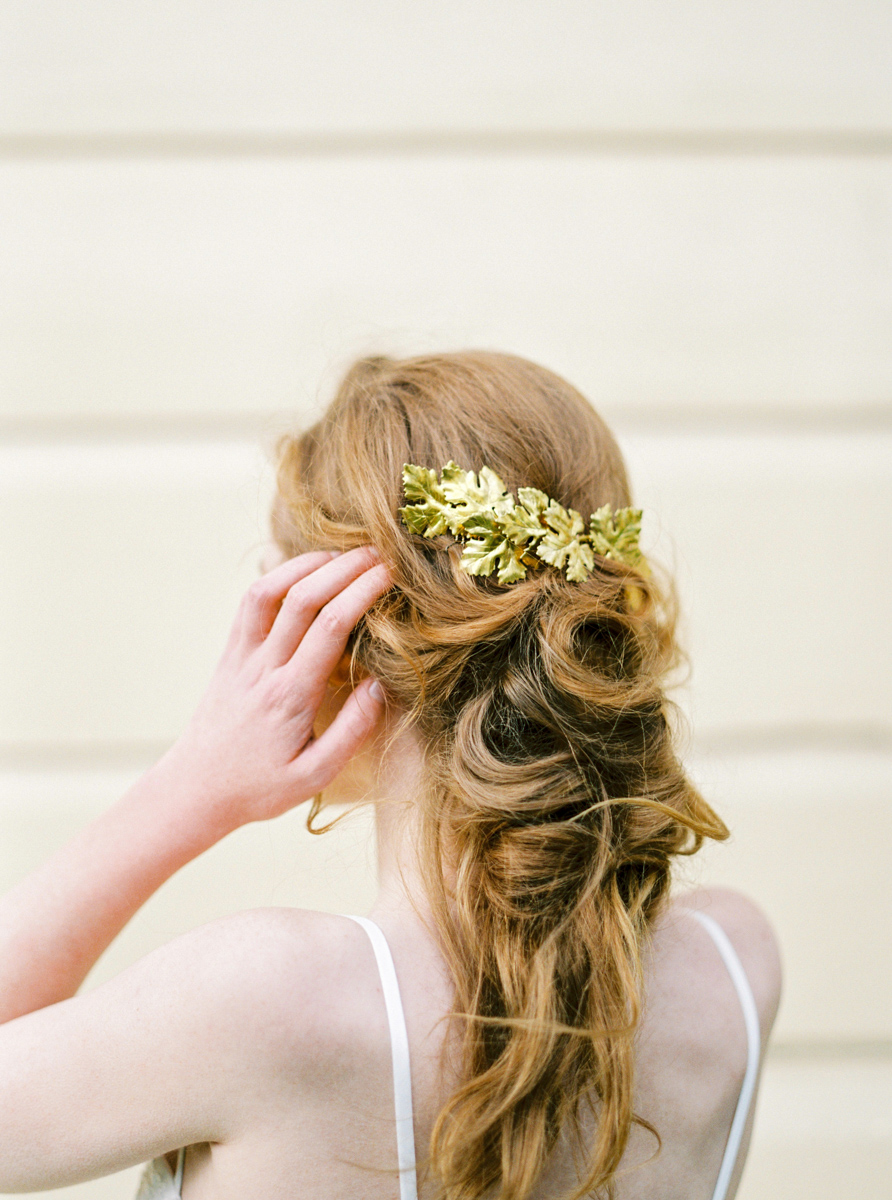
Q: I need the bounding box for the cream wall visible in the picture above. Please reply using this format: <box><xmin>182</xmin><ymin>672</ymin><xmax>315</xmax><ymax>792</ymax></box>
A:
<box><xmin>1</xmin><ymin>4</ymin><xmax>890</xmax><ymax>1197</ymax></box>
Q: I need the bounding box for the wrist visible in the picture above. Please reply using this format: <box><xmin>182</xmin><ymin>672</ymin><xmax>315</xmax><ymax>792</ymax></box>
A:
<box><xmin>124</xmin><ymin>747</ymin><xmax>239</xmax><ymax>862</ymax></box>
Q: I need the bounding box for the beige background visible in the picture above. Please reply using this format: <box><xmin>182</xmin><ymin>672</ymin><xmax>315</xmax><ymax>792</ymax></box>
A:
<box><xmin>1</xmin><ymin>2</ymin><xmax>891</xmax><ymax>1196</ymax></box>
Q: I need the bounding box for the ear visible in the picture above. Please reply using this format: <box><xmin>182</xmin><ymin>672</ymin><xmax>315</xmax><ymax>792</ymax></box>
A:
<box><xmin>329</xmin><ymin>651</ymin><xmax>356</xmax><ymax>689</ymax></box>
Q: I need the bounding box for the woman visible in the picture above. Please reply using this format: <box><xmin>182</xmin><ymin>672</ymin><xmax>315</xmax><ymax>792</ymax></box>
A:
<box><xmin>0</xmin><ymin>352</ymin><xmax>781</xmax><ymax>1200</ymax></box>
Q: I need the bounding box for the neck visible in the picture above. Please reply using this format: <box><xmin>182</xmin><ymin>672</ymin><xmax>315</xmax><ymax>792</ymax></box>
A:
<box><xmin>366</xmin><ymin>712</ymin><xmax>433</xmax><ymax>926</ymax></box>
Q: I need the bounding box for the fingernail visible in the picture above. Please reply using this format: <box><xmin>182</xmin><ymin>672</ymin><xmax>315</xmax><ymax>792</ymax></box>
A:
<box><xmin>328</xmin><ymin>550</ymin><xmax>344</xmax><ymax>558</ymax></box>
<box><xmin>369</xmin><ymin>680</ymin><xmax>385</xmax><ymax>703</ymax></box>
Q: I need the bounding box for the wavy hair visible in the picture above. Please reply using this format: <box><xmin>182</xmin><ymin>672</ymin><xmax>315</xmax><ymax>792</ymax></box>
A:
<box><xmin>274</xmin><ymin>351</ymin><xmax>728</xmax><ymax>1200</ymax></box>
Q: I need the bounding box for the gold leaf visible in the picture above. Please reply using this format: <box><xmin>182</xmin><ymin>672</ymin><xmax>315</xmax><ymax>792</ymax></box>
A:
<box><xmin>399</xmin><ymin>502</ymin><xmax>448</xmax><ymax>538</ymax></box>
<box><xmin>440</xmin><ymin>461</ymin><xmax>514</xmax><ymax>526</ymax></box>
<box><xmin>400</xmin><ymin>462</ymin><xmax>646</xmax><ymax>585</ymax></box>
<box><xmin>565</xmin><ymin>540</ymin><xmax>595</xmax><ymax>582</ymax></box>
<box><xmin>502</xmin><ymin>503</ymin><xmax>545</xmax><ymax>547</ymax></box>
<box><xmin>402</xmin><ymin>463</ymin><xmax>444</xmax><ymax>503</ymax></box>
<box><xmin>460</xmin><ymin>534</ymin><xmax>528</xmax><ymax>583</ymax></box>
<box><xmin>537</xmin><ymin>531</ymin><xmax>594</xmax><ymax>580</ymax></box>
<box><xmin>497</xmin><ymin>553</ymin><xmax>529</xmax><ymax>584</ymax></box>
<box><xmin>516</xmin><ymin>487</ymin><xmax>550</xmax><ymax>514</ymax></box>
<box><xmin>589</xmin><ymin>505</ymin><xmax>644</xmax><ymax>566</ymax></box>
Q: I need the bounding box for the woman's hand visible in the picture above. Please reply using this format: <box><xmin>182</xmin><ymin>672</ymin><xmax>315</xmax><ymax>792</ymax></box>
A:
<box><xmin>0</xmin><ymin>546</ymin><xmax>390</xmax><ymax>1023</ymax></box>
<box><xmin>160</xmin><ymin>546</ymin><xmax>391</xmax><ymax>835</ymax></box>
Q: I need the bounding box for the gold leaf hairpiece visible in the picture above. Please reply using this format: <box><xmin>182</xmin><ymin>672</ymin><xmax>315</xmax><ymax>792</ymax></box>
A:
<box><xmin>399</xmin><ymin>461</ymin><xmax>645</xmax><ymax>585</ymax></box>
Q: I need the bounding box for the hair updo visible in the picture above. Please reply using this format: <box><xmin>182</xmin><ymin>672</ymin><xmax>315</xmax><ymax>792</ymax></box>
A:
<box><xmin>274</xmin><ymin>351</ymin><xmax>728</xmax><ymax>1200</ymax></box>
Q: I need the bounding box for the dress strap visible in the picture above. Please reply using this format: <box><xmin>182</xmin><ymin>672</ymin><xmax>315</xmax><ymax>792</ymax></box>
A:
<box><xmin>344</xmin><ymin>916</ymin><xmax>418</xmax><ymax>1200</ymax></box>
<box><xmin>687</xmin><ymin>910</ymin><xmax>761</xmax><ymax>1200</ymax></box>
<box><xmin>173</xmin><ymin>1146</ymin><xmax>185</xmax><ymax>1191</ymax></box>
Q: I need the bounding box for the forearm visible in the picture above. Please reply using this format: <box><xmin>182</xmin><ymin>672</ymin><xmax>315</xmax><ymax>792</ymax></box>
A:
<box><xmin>0</xmin><ymin>752</ymin><xmax>229</xmax><ymax>1023</ymax></box>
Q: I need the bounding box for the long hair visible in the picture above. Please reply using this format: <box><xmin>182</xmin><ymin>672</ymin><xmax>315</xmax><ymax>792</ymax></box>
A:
<box><xmin>274</xmin><ymin>351</ymin><xmax>728</xmax><ymax>1200</ymax></box>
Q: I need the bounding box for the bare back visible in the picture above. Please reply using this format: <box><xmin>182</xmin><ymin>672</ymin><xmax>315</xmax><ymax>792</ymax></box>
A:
<box><xmin>169</xmin><ymin>887</ymin><xmax>781</xmax><ymax>1200</ymax></box>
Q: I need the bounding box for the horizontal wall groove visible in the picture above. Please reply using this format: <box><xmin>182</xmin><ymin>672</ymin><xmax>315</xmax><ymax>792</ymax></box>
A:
<box><xmin>1</xmin><ymin>404</ymin><xmax>891</xmax><ymax>444</ymax></box>
<box><xmin>0</xmin><ymin>414</ymin><xmax>292</xmax><ymax>445</ymax></box>
<box><xmin>692</xmin><ymin>723</ymin><xmax>892</xmax><ymax>757</ymax></box>
<box><xmin>0</xmin><ymin>741</ymin><xmax>174</xmax><ymax>772</ymax></box>
<box><xmin>2</xmin><ymin>128</ymin><xmax>892</xmax><ymax>160</ymax></box>
<box><xmin>768</xmin><ymin>1040</ymin><xmax>892</xmax><ymax>1060</ymax></box>
<box><xmin>607</xmin><ymin>403</ymin><xmax>892</xmax><ymax>434</ymax></box>
<box><xmin>1</xmin><ymin>726</ymin><xmax>890</xmax><ymax>773</ymax></box>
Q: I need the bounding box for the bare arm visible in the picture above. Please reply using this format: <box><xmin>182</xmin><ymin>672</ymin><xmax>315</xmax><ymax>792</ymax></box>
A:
<box><xmin>0</xmin><ymin>547</ymin><xmax>388</xmax><ymax>1023</ymax></box>
<box><xmin>0</xmin><ymin>546</ymin><xmax>391</xmax><ymax>1188</ymax></box>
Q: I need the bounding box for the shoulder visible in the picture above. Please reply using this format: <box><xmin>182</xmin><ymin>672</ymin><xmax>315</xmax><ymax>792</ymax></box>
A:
<box><xmin>634</xmin><ymin>888</ymin><xmax>780</xmax><ymax>1138</ymax></box>
<box><xmin>0</xmin><ymin>908</ymin><xmax>382</xmax><ymax>1176</ymax></box>
<box><xmin>172</xmin><ymin>904</ymin><xmax>379</xmax><ymax>1012</ymax></box>
<box><xmin>119</xmin><ymin>907</ymin><xmax>385</xmax><ymax>1082</ymax></box>
<box><xmin>660</xmin><ymin>887</ymin><xmax>783</xmax><ymax>1040</ymax></box>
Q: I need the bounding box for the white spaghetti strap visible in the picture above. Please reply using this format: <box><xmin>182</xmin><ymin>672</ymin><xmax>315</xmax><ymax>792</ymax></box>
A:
<box><xmin>688</xmin><ymin>910</ymin><xmax>762</xmax><ymax>1200</ymax></box>
<box><xmin>172</xmin><ymin>1146</ymin><xmax>185</xmax><ymax>1190</ymax></box>
<box><xmin>344</xmin><ymin>916</ymin><xmax>418</xmax><ymax>1200</ymax></box>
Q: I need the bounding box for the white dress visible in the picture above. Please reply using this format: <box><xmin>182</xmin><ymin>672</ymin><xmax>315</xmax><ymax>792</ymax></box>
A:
<box><xmin>134</xmin><ymin>1147</ymin><xmax>184</xmax><ymax>1200</ymax></box>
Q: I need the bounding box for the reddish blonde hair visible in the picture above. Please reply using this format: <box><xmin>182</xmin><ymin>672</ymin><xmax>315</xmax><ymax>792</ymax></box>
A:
<box><xmin>275</xmin><ymin>351</ymin><xmax>727</xmax><ymax>1200</ymax></box>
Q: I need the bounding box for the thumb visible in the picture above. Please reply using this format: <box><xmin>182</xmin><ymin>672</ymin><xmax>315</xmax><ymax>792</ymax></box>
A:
<box><xmin>293</xmin><ymin>677</ymin><xmax>386</xmax><ymax>794</ymax></box>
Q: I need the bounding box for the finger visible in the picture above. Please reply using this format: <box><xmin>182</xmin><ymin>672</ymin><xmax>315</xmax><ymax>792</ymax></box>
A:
<box><xmin>234</xmin><ymin>551</ymin><xmax>339</xmax><ymax>649</ymax></box>
<box><xmin>264</xmin><ymin>546</ymin><xmax>385</xmax><ymax>666</ymax></box>
<box><xmin>292</xmin><ymin>677</ymin><xmax>386</xmax><ymax>794</ymax></box>
<box><xmin>287</xmin><ymin>563</ymin><xmax>392</xmax><ymax>694</ymax></box>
